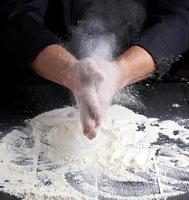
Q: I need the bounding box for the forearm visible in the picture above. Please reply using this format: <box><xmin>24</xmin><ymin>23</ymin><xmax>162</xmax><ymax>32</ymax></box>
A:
<box><xmin>31</xmin><ymin>45</ymin><xmax>78</xmax><ymax>90</ymax></box>
<box><xmin>116</xmin><ymin>45</ymin><xmax>156</xmax><ymax>89</ymax></box>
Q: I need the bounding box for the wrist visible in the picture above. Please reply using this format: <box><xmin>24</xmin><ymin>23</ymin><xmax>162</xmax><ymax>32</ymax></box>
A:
<box><xmin>115</xmin><ymin>59</ymin><xmax>130</xmax><ymax>89</ymax></box>
<box><xmin>55</xmin><ymin>48</ymin><xmax>79</xmax><ymax>90</ymax></box>
<box><xmin>60</xmin><ymin>59</ymin><xmax>79</xmax><ymax>92</ymax></box>
<box><xmin>31</xmin><ymin>44</ymin><xmax>79</xmax><ymax>90</ymax></box>
<box><xmin>116</xmin><ymin>46</ymin><xmax>156</xmax><ymax>88</ymax></box>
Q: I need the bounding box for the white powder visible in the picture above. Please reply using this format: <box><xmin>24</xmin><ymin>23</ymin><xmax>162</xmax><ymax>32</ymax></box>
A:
<box><xmin>172</xmin><ymin>104</ymin><xmax>181</xmax><ymax>108</ymax></box>
<box><xmin>0</xmin><ymin>105</ymin><xmax>189</xmax><ymax>200</ymax></box>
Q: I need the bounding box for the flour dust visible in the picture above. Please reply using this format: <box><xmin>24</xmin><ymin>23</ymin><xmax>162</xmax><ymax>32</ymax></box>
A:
<box><xmin>0</xmin><ymin>105</ymin><xmax>189</xmax><ymax>200</ymax></box>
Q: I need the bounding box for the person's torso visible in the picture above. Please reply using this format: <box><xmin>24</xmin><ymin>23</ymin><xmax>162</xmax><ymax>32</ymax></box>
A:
<box><xmin>45</xmin><ymin>0</ymin><xmax>156</xmax><ymax>39</ymax></box>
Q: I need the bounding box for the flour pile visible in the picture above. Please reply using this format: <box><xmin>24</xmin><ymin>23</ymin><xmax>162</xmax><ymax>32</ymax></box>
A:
<box><xmin>0</xmin><ymin>105</ymin><xmax>189</xmax><ymax>200</ymax></box>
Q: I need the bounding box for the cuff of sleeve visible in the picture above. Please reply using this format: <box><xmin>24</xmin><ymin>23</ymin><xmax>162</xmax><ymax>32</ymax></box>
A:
<box><xmin>136</xmin><ymin>28</ymin><xmax>173</xmax><ymax>77</ymax></box>
<box><xmin>1</xmin><ymin>14</ymin><xmax>61</xmax><ymax>67</ymax></box>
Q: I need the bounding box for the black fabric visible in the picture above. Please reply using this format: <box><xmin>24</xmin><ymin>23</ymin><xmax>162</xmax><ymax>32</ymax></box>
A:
<box><xmin>1</xmin><ymin>13</ymin><xmax>60</xmax><ymax>66</ymax></box>
<box><xmin>0</xmin><ymin>0</ymin><xmax>189</xmax><ymax>75</ymax></box>
<box><xmin>0</xmin><ymin>0</ymin><xmax>60</xmax><ymax>66</ymax></box>
<box><xmin>137</xmin><ymin>0</ymin><xmax>189</xmax><ymax>75</ymax></box>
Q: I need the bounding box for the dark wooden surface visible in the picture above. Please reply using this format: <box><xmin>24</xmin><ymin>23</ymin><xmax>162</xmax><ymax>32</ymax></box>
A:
<box><xmin>0</xmin><ymin>83</ymin><xmax>189</xmax><ymax>199</ymax></box>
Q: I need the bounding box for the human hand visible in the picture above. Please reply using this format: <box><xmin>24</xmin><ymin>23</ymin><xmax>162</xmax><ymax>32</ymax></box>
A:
<box><xmin>66</xmin><ymin>59</ymin><xmax>105</xmax><ymax>140</ymax></box>
<box><xmin>85</xmin><ymin>45</ymin><xmax>156</xmax><ymax>122</ymax></box>
<box><xmin>74</xmin><ymin>45</ymin><xmax>156</xmax><ymax>134</ymax></box>
<box><xmin>31</xmin><ymin>45</ymin><xmax>104</xmax><ymax>140</ymax></box>
<box><xmin>95</xmin><ymin>60</ymin><xmax>121</xmax><ymax>119</ymax></box>
<box><xmin>79</xmin><ymin>58</ymin><xmax>122</xmax><ymax>124</ymax></box>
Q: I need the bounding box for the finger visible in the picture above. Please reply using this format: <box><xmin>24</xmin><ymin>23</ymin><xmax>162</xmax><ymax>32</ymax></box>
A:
<box><xmin>81</xmin><ymin>58</ymin><xmax>105</xmax><ymax>81</ymax></box>
<box><xmin>79</xmin><ymin>102</ymin><xmax>97</xmax><ymax>139</ymax></box>
<box><xmin>88</xmin><ymin>105</ymin><xmax>101</xmax><ymax>127</ymax></box>
<box><xmin>76</xmin><ymin>82</ymin><xmax>102</xmax><ymax>138</ymax></box>
<box><xmin>86</xmin><ymin>128</ymin><xmax>97</xmax><ymax>140</ymax></box>
<box><xmin>84</xmin><ymin>118</ymin><xmax>97</xmax><ymax>140</ymax></box>
<box><xmin>95</xmin><ymin>84</ymin><xmax>112</xmax><ymax>121</ymax></box>
<box><xmin>83</xmin><ymin>82</ymin><xmax>102</xmax><ymax>127</ymax></box>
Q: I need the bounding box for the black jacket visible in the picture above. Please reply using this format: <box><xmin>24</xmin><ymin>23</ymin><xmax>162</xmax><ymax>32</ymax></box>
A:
<box><xmin>0</xmin><ymin>0</ymin><xmax>189</xmax><ymax>76</ymax></box>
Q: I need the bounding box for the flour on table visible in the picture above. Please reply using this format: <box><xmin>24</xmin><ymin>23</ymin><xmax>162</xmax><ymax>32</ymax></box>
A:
<box><xmin>172</xmin><ymin>103</ymin><xmax>181</xmax><ymax>108</ymax></box>
<box><xmin>0</xmin><ymin>105</ymin><xmax>189</xmax><ymax>200</ymax></box>
<box><xmin>32</xmin><ymin>105</ymin><xmax>157</xmax><ymax>171</ymax></box>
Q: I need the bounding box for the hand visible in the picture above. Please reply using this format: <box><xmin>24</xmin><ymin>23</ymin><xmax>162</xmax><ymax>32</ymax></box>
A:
<box><xmin>66</xmin><ymin>59</ymin><xmax>104</xmax><ymax>140</ymax></box>
<box><xmin>95</xmin><ymin>60</ymin><xmax>121</xmax><ymax>119</ymax></box>
<box><xmin>31</xmin><ymin>45</ymin><xmax>103</xmax><ymax>140</ymax></box>
<box><xmin>89</xmin><ymin>45</ymin><xmax>156</xmax><ymax>121</ymax></box>
<box><xmin>79</xmin><ymin>58</ymin><xmax>122</xmax><ymax>122</ymax></box>
<box><xmin>63</xmin><ymin>47</ymin><xmax>155</xmax><ymax>139</ymax></box>
<box><xmin>71</xmin><ymin>46</ymin><xmax>156</xmax><ymax>136</ymax></box>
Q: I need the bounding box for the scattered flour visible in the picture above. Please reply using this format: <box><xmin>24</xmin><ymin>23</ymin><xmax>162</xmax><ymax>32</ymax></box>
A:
<box><xmin>0</xmin><ymin>105</ymin><xmax>189</xmax><ymax>200</ymax></box>
<box><xmin>172</xmin><ymin>104</ymin><xmax>181</xmax><ymax>108</ymax></box>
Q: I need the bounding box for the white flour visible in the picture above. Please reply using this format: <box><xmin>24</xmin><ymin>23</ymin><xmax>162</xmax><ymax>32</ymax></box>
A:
<box><xmin>172</xmin><ymin>104</ymin><xmax>181</xmax><ymax>108</ymax></box>
<box><xmin>0</xmin><ymin>105</ymin><xmax>189</xmax><ymax>200</ymax></box>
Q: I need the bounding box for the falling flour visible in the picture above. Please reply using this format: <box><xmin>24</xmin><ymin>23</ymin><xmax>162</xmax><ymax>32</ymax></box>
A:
<box><xmin>0</xmin><ymin>105</ymin><xmax>189</xmax><ymax>200</ymax></box>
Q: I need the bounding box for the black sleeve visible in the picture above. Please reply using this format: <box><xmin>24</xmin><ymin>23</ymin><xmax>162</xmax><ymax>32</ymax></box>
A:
<box><xmin>0</xmin><ymin>0</ymin><xmax>60</xmax><ymax>66</ymax></box>
<box><xmin>136</xmin><ymin>0</ymin><xmax>189</xmax><ymax>76</ymax></box>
